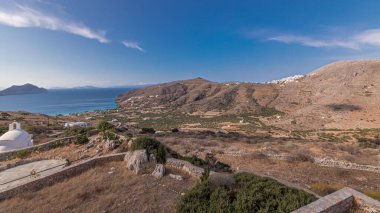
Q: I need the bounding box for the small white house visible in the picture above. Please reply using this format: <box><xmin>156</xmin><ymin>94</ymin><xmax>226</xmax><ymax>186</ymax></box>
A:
<box><xmin>0</xmin><ymin>122</ymin><xmax>34</xmax><ymax>153</ymax></box>
<box><xmin>64</xmin><ymin>122</ymin><xmax>88</xmax><ymax>128</ymax></box>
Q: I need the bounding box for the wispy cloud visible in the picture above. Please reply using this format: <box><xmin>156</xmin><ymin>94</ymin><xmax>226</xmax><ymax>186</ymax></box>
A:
<box><xmin>251</xmin><ymin>28</ymin><xmax>380</xmax><ymax>50</ymax></box>
<box><xmin>0</xmin><ymin>4</ymin><xmax>109</xmax><ymax>43</ymax></box>
<box><xmin>267</xmin><ymin>35</ymin><xmax>359</xmax><ymax>49</ymax></box>
<box><xmin>122</xmin><ymin>41</ymin><xmax>145</xmax><ymax>52</ymax></box>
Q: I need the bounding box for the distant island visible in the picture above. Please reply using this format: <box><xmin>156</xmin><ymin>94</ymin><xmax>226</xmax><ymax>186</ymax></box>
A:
<box><xmin>0</xmin><ymin>83</ymin><xmax>47</xmax><ymax>96</ymax></box>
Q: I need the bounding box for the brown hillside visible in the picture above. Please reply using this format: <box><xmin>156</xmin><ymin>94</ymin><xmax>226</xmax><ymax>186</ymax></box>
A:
<box><xmin>271</xmin><ymin>60</ymin><xmax>380</xmax><ymax>129</ymax></box>
<box><xmin>117</xmin><ymin>77</ymin><xmax>279</xmax><ymax>114</ymax></box>
<box><xmin>118</xmin><ymin>60</ymin><xmax>380</xmax><ymax>129</ymax></box>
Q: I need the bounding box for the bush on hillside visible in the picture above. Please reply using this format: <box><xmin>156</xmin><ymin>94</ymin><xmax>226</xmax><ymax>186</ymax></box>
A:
<box><xmin>64</xmin><ymin>126</ymin><xmax>91</xmax><ymax>137</ymax></box>
<box><xmin>0</xmin><ymin>126</ymin><xmax>7</xmax><ymax>135</ymax></box>
<box><xmin>140</xmin><ymin>127</ymin><xmax>156</xmax><ymax>134</ymax></box>
<box><xmin>177</xmin><ymin>172</ymin><xmax>316</xmax><ymax>213</ymax></box>
<box><xmin>15</xmin><ymin>149</ymin><xmax>31</xmax><ymax>159</ymax></box>
<box><xmin>103</xmin><ymin>131</ymin><xmax>119</xmax><ymax>140</ymax></box>
<box><xmin>97</xmin><ymin>121</ymin><xmax>114</xmax><ymax>132</ymax></box>
<box><xmin>131</xmin><ymin>137</ymin><xmax>166</xmax><ymax>163</ymax></box>
<box><xmin>75</xmin><ymin>134</ymin><xmax>89</xmax><ymax>145</ymax></box>
<box><xmin>171</xmin><ymin>128</ymin><xmax>179</xmax><ymax>133</ymax></box>
<box><xmin>24</xmin><ymin>125</ymin><xmax>50</xmax><ymax>135</ymax></box>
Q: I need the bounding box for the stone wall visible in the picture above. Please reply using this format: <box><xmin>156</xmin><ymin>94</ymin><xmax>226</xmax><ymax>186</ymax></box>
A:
<box><xmin>0</xmin><ymin>129</ymin><xmax>99</xmax><ymax>162</ymax></box>
<box><xmin>293</xmin><ymin>187</ymin><xmax>380</xmax><ymax>213</ymax></box>
<box><xmin>166</xmin><ymin>158</ymin><xmax>205</xmax><ymax>178</ymax></box>
<box><xmin>0</xmin><ymin>153</ymin><xmax>126</xmax><ymax>201</ymax></box>
<box><xmin>0</xmin><ymin>136</ymin><xmax>76</xmax><ymax>162</ymax></box>
<box><xmin>256</xmin><ymin>152</ymin><xmax>380</xmax><ymax>174</ymax></box>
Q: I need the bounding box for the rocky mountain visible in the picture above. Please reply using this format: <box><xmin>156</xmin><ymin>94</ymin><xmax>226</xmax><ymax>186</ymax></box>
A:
<box><xmin>118</xmin><ymin>60</ymin><xmax>380</xmax><ymax>129</ymax></box>
<box><xmin>0</xmin><ymin>84</ymin><xmax>47</xmax><ymax>96</ymax></box>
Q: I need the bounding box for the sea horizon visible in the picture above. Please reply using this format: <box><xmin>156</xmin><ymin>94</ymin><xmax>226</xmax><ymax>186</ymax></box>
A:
<box><xmin>0</xmin><ymin>88</ymin><xmax>134</xmax><ymax>116</ymax></box>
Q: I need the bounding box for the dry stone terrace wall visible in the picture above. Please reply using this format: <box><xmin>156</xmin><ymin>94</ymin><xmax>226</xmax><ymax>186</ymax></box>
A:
<box><xmin>0</xmin><ymin>136</ymin><xmax>76</xmax><ymax>162</ymax></box>
<box><xmin>0</xmin><ymin>153</ymin><xmax>126</xmax><ymax>201</ymax></box>
<box><xmin>166</xmin><ymin>158</ymin><xmax>205</xmax><ymax>178</ymax></box>
<box><xmin>235</xmin><ymin>152</ymin><xmax>380</xmax><ymax>174</ymax></box>
<box><xmin>0</xmin><ymin>129</ymin><xmax>99</xmax><ymax>162</ymax></box>
<box><xmin>293</xmin><ymin>187</ymin><xmax>380</xmax><ymax>213</ymax></box>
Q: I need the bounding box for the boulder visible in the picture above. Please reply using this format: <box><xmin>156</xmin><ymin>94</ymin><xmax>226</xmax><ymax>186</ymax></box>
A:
<box><xmin>152</xmin><ymin>164</ymin><xmax>165</xmax><ymax>178</ymax></box>
<box><xmin>124</xmin><ymin>150</ymin><xmax>150</xmax><ymax>174</ymax></box>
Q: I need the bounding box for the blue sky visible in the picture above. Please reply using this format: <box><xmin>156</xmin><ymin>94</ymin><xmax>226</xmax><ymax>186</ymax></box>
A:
<box><xmin>1</xmin><ymin>0</ymin><xmax>380</xmax><ymax>88</ymax></box>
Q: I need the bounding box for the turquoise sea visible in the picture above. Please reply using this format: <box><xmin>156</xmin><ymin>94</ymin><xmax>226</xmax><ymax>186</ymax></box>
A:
<box><xmin>0</xmin><ymin>88</ymin><xmax>134</xmax><ymax>115</ymax></box>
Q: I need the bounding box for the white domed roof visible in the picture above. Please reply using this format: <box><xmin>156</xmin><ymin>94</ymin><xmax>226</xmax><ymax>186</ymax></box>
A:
<box><xmin>0</xmin><ymin>129</ymin><xmax>30</xmax><ymax>143</ymax></box>
<box><xmin>0</xmin><ymin>122</ymin><xmax>33</xmax><ymax>152</ymax></box>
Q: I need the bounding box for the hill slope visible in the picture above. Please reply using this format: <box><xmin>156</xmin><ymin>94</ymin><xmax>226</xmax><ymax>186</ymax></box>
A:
<box><xmin>271</xmin><ymin>60</ymin><xmax>380</xmax><ymax>129</ymax></box>
<box><xmin>118</xmin><ymin>60</ymin><xmax>380</xmax><ymax>129</ymax></box>
<box><xmin>0</xmin><ymin>84</ymin><xmax>47</xmax><ymax>96</ymax></box>
<box><xmin>117</xmin><ymin>77</ymin><xmax>279</xmax><ymax>114</ymax></box>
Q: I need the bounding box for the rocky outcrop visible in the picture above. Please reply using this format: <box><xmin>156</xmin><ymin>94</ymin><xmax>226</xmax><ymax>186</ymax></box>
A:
<box><xmin>152</xmin><ymin>164</ymin><xmax>165</xmax><ymax>178</ymax></box>
<box><xmin>124</xmin><ymin>150</ymin><xmax>151</xmax><ymax>174</ymax></box>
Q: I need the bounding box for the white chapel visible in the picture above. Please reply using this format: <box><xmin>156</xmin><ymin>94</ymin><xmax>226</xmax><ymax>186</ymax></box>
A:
<box><xmin>0</xmin><ymin>122</ymin><xmax>34</xmax><ymax>153</ymax></box>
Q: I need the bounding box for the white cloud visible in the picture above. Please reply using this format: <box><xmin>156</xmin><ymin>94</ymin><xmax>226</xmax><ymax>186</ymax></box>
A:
<box><xmin>268</xmin><ymin>35</ymin><xmax>359</xmax><ymax>49</ymax></box>
<box><xmin>354</xmin><ymin>29</ymin><xmax>380</xmax><ymax>47</ymax></box>
<box><xmin>0</xmin><ymin>4</ymin><xmax>109</xmax><ymax>43</ymax></box>
<box><xmin>256</xmin><ymin>28</ymin><xmax>380</xmax><ymax>50</ymax></box>
<box><xmin>122</xmin><ymin>41</ymin><xmax>145</xmax><ymax>52</ymax></box>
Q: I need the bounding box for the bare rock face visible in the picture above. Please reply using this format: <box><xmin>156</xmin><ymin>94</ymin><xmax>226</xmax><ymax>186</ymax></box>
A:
<box><xmin>124</xmin><ymin>150</ymin><xmax>150</xmax><ymax>174</ymax></box>
<box><xmin>152</xmin><ymin>164</ymin><xmax>165</xmax><ymax>178</ymax></box>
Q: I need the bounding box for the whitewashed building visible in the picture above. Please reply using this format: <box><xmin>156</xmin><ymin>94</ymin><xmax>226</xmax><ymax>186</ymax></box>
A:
<box><xmin>0</xmin><ymin>122</ymin><xmax>34</xmax><ymax>153</ymax></box>
<box><xmin>64</xmin><ymin>122</ymin><xmax>88</xmax><ymax>128</ymax></box>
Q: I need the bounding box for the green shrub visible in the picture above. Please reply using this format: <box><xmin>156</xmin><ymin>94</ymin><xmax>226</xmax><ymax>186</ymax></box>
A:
<box><xmin>51</xmin><ymin>140</ymin><xmax>65</xmax><ymax>149</ymax></box>
<box><xmin>103</xmin><ymin>131</ymin><xmax>119</xmax><ymax>140</ymax></box>
<box><xmin>181</xmin><ymin>155</ymin><xmax>208</xmax><ymax>167</ymax></box>
<box><xmin>15</xmin><ymin>149</ymin><xmax>31</xmax><ymax>159</ymax></box>
<box><xmin>131</xmin><ymin>137</ymin><xmax>166</xmax><ymax>163</ymax></box>
<box><xmin>177</xmin><ymin>172</ymin><xmax>316</xmax><ymax>213</ymax></box>
<box><xmin>75</xmin><ymin>135</ymin><xmax>89</xmax><ymax>145</ymax></box>
<box><xmin>156</xmin><ymin>144</ymin><xmax>166</xmax><ymax>164</ymax></box>
<box><xmin>64</xmin><ymin>126</ymin><xmax>91</xmax><ymax>137</ymax></box>
<box><xmin>177</xmin><ymin>181</ymin><xmax>211</xmax><ymax>213</ymax></box>
<box><xmin>209</xmin><ymin>187</ymin><xmax>233</xmax><ymax>213</ymax></box>
<box><xmin>140</xmin><ymin>127</ymin><xmax>156</xmax><ymax>134</ymax></box>
<box><xmin>0</xmin><ymin>126</ymin><xmax>7</xmax><ymax>135</ymax></box>
<box><xmin>200</xmin><ymin>168</ymin><xmax>210</xmax><ymax>182</ymax></box>
<box><xmin>259</xmin><ymin>107</ymin><xmax>284</xmax><ymax>117</ymax></box>
<box><xmin>24</xmin><ymin>125</ymin><xmax>49</xmax><ymax>135</ymax></box>
<box><xmin>215</xmin><ymin>162</ymin><xmax>231</xmax><ymax>172</ymax></box>
<box><xmin>97</xmin><ymin>121</ymin><xmax>114</xmax><ymax>132</ymax></box>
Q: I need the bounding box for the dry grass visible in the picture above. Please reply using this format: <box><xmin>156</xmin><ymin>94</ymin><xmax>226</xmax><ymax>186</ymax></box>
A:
<box><xmin>0</xmin><ymin>162</ymin><xmax>196</xmax><ymax>213</ymax></box>
<box><xmin>310</xmin><ymin>183</ymin><xmax>343</xmax><ymax>196</ymax></box>
<box><xmin>311</xmin><ymin>183</ymin><xmax>380</xmax><ymax>201</ymax></box>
